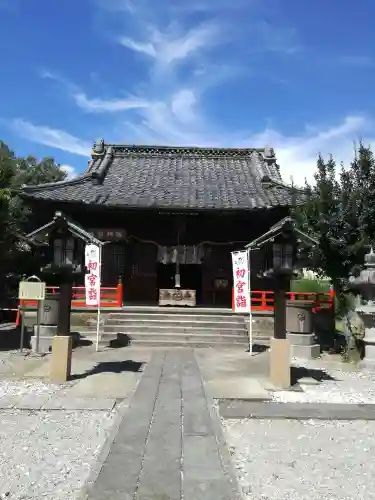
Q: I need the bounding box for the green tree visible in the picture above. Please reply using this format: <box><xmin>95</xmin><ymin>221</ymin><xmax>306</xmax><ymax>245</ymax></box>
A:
<box><xmin>10</xmin><ymin>155</ymin><xmax>67</xmax><ymax>232</ymax></box>
<box><xmin>0</xmin><ymin>142</ymin><xmax>16</xmax><ymax>260</ymax></box>
<box><xmin>295</xmin><ymin>143</ymin><xmax>375</xmax><ymax>295</ymax></box>
<box><xmin>0</xmin><ymin>141</ymin><xmax>68</xmax><ymax>288</ymax></box>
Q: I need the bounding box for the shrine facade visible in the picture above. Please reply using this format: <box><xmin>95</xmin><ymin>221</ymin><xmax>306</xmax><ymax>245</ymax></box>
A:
<box><xmin>21</xmin><ymin>141</ymin><xmax>293</xmax><ymax>308</ymax></box>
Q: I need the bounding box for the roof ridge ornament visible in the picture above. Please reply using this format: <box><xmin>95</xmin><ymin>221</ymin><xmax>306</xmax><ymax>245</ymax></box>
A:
<box><xmin>263</xmin><ymin>145</ymin><xmax>275</xmax><ymax>158</ymax></box>
<box><xmin>92</xmin><ymin>138</ymin><xmax>105</xmax><ymax>157</ymax></box>
<box><xmin>263</xmin><ymin>146</ymin><xmax>276</xmax><ymax>166</ymax></box>
<box><xmin>365</xmin><ymin>247</ymin><xmax>375</xmax><ymax>267</ymax></box>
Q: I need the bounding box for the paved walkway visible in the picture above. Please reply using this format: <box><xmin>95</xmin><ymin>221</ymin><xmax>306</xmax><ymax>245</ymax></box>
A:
<box><xmin>86</xmin><ymin>349</ymin><xmax>241</xmax><ymax>500</ymax></box>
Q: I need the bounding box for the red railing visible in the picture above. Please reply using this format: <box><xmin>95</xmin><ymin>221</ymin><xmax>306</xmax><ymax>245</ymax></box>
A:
<box><xmin>15</xmin><ymin>284</ymin><xmax>334</xmax><ymax>320</ymax></box>
<box><xmin>19</xmin><ymin>283</ymin><xmax>123</xmax><ymax>310</ymax></box>
<box><xmin>232</xmin><ymin>289</ymin><xmax>335</xmax><ymax>312</ymax></box>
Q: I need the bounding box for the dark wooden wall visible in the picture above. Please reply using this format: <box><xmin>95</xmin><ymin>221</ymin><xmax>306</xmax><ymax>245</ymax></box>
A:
<box><xmin>27</xmin><ymin>201</ymin><xmax>289</xmax><ymax>306</ymax></box>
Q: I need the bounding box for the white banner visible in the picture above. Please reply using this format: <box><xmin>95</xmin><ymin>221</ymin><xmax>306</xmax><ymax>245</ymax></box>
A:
<box><xmin>85</xmin><ymin>244</ymin><xmax>101</xmax><ymax>306</ymax></box>
<box><xmin>232</xmin><ymin>250</ymin><xmax>251</xmax><ymax>313</ymax></box>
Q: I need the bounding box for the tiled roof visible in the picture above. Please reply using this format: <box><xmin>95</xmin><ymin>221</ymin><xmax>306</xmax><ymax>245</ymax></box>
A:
<box><xmin>21</xmin><ymin>141</ymin><xmax>294</xmax><ymax>211</ymax></box>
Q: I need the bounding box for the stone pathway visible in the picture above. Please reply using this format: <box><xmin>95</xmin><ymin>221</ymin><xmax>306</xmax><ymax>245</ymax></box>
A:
<box><xmin>86</xmin><ymin>349</ymin><xmax>241</xmax><ymax>500</ymax></box>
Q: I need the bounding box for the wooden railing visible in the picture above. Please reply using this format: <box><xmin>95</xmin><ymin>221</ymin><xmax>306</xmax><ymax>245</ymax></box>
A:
<box><xmin>16</xmin><ymin>284</ymin><xmax>334</xmax><ymax>314</ymax></box>
<box><xmin>233</xmin><ymin>289</ymin><xmax>335</xmax><ymax>312</ymax></box>
<box><xmin>19</xmin><ymin>283</ymin><xmax>123</xmax><ymax>310</ymax></box>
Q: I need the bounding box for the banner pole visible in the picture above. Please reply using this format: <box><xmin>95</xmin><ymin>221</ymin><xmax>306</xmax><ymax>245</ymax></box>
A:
<box><xmin>247</xmin><ymin>248</ymin><xmax>253</xmax><ymax>355</ymax></box>
<box><xmin>95</xmin><ymin>245</ymin><xmax>102</xmax><ymax>352</ymax></box>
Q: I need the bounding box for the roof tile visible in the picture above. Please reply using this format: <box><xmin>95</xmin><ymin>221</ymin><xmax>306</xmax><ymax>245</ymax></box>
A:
<box><xmin>21</xmin><ymin>144</ymin><xmax>293</xmax><ymax>211</ymax></box>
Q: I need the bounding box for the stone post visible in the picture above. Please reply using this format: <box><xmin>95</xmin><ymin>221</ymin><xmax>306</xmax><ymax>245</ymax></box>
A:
<box><xmin>286</xmin><ymin>300</ymin><xmax>320</xmax><ymax>359</ymax></box>
<box><xmin>350</xmin><ymin>248</ymin><xmax>375</xmax><ymax>365</ymax></box>
<box><xmin>270</xmin><ymin>276</ymin><xmax>291</xmax><ymax>389</ymax></box>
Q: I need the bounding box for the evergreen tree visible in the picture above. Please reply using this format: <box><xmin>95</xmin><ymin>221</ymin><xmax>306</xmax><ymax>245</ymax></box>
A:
<box><xmin>0</xmin><ymin>140</ymin><xmax>68</xmax><ymax>288</ymax></box>
<box><xmin>295</xmin><ymin>143</ymin><xmax>375</xmax><ymax>294</ymax></box>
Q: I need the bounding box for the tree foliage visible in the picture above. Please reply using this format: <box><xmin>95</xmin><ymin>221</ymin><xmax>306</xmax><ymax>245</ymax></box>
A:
<box><xmin>295</xmin><ymin>143</ymin><xmax>375</xmax><ymax>292</ymax></box>
<box><xmin>0</xmin><ymin>140</ymin><xmax>67</xmax><ymax>286</ymax></box>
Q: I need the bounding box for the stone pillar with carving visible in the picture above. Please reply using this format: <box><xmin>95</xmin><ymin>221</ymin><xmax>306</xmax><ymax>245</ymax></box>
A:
<box><xmin>286</xmin><ymin>299</ymin><xmax>320</xmax><ymax>359</ymax></box>
<box><xmin>350</xmin><ymin>248</ymin><xmax>375</xmax><ymax>365</ymax></box>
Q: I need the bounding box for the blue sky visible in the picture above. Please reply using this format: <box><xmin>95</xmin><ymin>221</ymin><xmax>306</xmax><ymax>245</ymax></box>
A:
<box><xmin>0</xmin><ymin>0</ymin><xmax>374</xmax><ymax>184</ymax></box>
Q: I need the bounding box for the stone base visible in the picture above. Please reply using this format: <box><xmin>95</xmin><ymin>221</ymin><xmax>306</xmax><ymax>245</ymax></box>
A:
<box><xmin>269</xmin><ymin>337</ymin><xmax>291</xmax><ymax>389</ymax></box>
<box><xmin>291</xmin><ymin>343</ymin><xmax>321</xmax><ymax>360</ymax></box>
<box><xmin>287</xmin><ymin>333</ymin><xmax>314</xmax><ymax>346</ymax></box>
<box><xmin>31</xmin><ymin>325</ymin><xmax>57</xmax><ymax>353</ymax></box>
<box><xmin>50</xmin><ymin>336</ymin><xmax>72</xmax><ymax>383</ymax></box>
<box><xmin>362</xmin><ymin>342</ymin><xmax>375</xmax><ymax>364</ymax></box>
<box><xmin>287</xmin><ymin>333</ymin><xmax>320</xmax><ymax>360</ymax></box>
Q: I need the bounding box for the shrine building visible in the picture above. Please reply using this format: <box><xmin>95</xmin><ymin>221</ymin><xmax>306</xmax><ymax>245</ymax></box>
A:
<box><xmin>20</xmin><ymin>140</ymin><xmax>293</xmax><ymax>308</ymax></box>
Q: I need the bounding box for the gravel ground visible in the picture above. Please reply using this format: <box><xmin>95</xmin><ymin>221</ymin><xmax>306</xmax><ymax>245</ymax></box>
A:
<box><xmin>0</xmin><ymin>376</ymin><xmax>118</xmax><ymax>500</ymax></box>
<box><xmin>0</xmin><ymin>379</ymin><xmax>64</xmax><ymax>399</ymax></box>
<box><xmin>273</xmin><ymin>362</ymin><xmax>375</xmax><ymax>404</ymax></box>
<box><xmin>0</xmin><ymin>409</ymin><xmax>117</xmax><ymax>500</ymax></box>
<box><xmin>224</xmin><ymin>418</ymin><xmax>375</xmax><ymax>500</ymax></box>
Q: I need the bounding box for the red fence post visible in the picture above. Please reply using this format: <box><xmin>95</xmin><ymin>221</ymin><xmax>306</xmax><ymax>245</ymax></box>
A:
<box><xmin>117</xmin><ymin>277</ymin><xmax>123</xmax><ymax>307</ymax></box>
<box><xmin>261</xmin><ymin>292</ymin><xmax>267</xmax><ymax>310</ymax></box>
<box><xmin>329</xmin><ymin>288</ymin><xmax>335</xmax><ymax>311</ymax></box>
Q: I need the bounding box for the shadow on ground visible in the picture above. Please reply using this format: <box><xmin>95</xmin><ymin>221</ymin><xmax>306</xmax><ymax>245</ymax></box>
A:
<box><xmin>291</xmin><ymin>365</ymin><xmax>336</xmax><ymax>385</ymax></box>
<box><xmin>70</xmin><ymin>359</ymin><xmax>145</xmax><ymax>380</ymax></box>
<box><xmin>247</xmin><ymin>344</ymin><xmax>269</xmax><ymax>354</ymax></box>
<box><xmin>0</xmin><ymin>325</ymin><xmax>32</xmax><ymax>350</ymax></box>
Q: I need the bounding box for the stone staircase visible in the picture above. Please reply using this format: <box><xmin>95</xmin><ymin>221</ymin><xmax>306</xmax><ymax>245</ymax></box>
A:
<box><xmin>76</xmin><ymin>307</ymin><xmax>274</xmax><ymax>348</ymax></box>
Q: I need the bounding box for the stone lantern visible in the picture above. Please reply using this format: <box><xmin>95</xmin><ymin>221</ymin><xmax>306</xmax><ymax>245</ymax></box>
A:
<box><xmin>26</xmin><ymin>211</ymin><xmax>102</xmax><ymax>381</ymax></box>
<box><xmin>350</xmin><ymin>248</ymin><xmax>375</xmax><ymax>364</ymax></box>
<box><xmin>246</xmin><ymin>216</ymin><xmax>317</xmax><ymax>388</ymax></box>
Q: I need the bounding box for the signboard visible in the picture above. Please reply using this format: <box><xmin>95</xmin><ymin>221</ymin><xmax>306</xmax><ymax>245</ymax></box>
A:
<box><xmin>89</xmin><ymin>229</ymin><xmax>126</xmax><ymax>241</ymax></box>
<box><xmin>18</xmin><ymin>281</ymin><xmax>46</xmax><ymax>301</ymax></box>
<box><xmin>231</xmin><ymin>250</ymin><xmax>251</xmax><ymax>313</ymax></box>
<box><xmin>85</xmin><ymin>244</ymin><xmax>101</xmax><ymax>306</ymax></box>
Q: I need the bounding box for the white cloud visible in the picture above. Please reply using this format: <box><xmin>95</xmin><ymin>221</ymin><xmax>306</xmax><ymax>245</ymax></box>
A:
<box><xmin>118</xmin><ymin>38</ymin><xmax>156</xmax><ymax>57</ymax></box>
<box><xmin>31</xmin><ymin>0</ymin><xmax>372</xmax><ymax>189</ymax></box>
<box><xmin>60</xmin><ymin>164</ymin><xmax>77</xmax><ymax>179</ymax></box>
<box><xmin>121</xmin><ymin>111</ymin><xmax>373</xmax><ymax>188</ymax></box>
<box><xmin>11</xmin><ymin>119</ymin><xmax>91</xmax><ymax>157</ymax></box>
<box><xmin>73</xmin><ymin>92</ymin><xmax>150</xmax><ymax>113</ymax></box>
<box><xmin>118</xmin><ymin>22</ymin><xmax>220</xmax><ymax>68</ymax></box>
<box><xmin>171</xmin><ymin>89</ymin><xmax>197</xmax><ymax>124</ymax></box>
<box><xmin>120</xmin><ymin>88</ymin><xmax>209</xmax><ymax>145</ymax></box>
<box><xmin>246</xmin><ymin>115</ymin><xmax>373</xmax><ymax>185</ymax></box>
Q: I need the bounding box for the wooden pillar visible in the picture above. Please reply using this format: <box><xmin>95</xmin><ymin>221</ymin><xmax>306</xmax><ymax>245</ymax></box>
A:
<box><xmin>57</xmin><ymin>280</ymin><xmax>72</xmax><ymax>335</ymax></box>
<box><xmin>273</xmin><ymin>276</ymin><xmax>290</xmax><ymax>339</ymax></box>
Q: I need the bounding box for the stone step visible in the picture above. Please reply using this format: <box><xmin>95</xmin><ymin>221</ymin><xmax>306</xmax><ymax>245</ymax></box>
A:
<box><xmin>251</xmin><ymin>333</ymin><xmax>272</xmax><ymax>341</ymax></box>
<box><xmin>111</xmin><ymin>306</ymin><xmax>239</xmax><ymax>316</ymax></box>
<box><xmin>108</xmin><ymin>312</ymin><xmax>246</xmax><ymax>323</ymax></box>
<box><xmin>123</xmin><ymin>332</ymin><xmax>246</xmax><ymax>341</ymax></box>
<box><xmin>126</xmin><ymin>338</ymin><xmax>249</xmax><ymax>348</ymax></box>
<box><xmin>106</xmin><ymin>317</ymin><xmax>246</xmax><ymax>328</ymax></box>
<box><xmin>74</xmin><ymin>325</ymin><xmax>270</xmax><ymax>339</ymax></box>
<box><xmin>103</xmin><ymin>324</ymin><xmax>246</xmax><ymax>335</ymax></box>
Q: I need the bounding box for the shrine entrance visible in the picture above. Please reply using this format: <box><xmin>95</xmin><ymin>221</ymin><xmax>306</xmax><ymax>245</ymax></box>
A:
<box><xmin>156</xmin><ymin>245</ymin><xmax>205</xmax><ymax>307</ymax></box>
<box><xmin>156</xmin><ymin>263</ymin><xmax>203</xmax><ymax>306</ymax></box>
<box><xmin>180</xmin><ymin>264</ymin><xmax>203</xmax><ymax>305</ymax></box>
